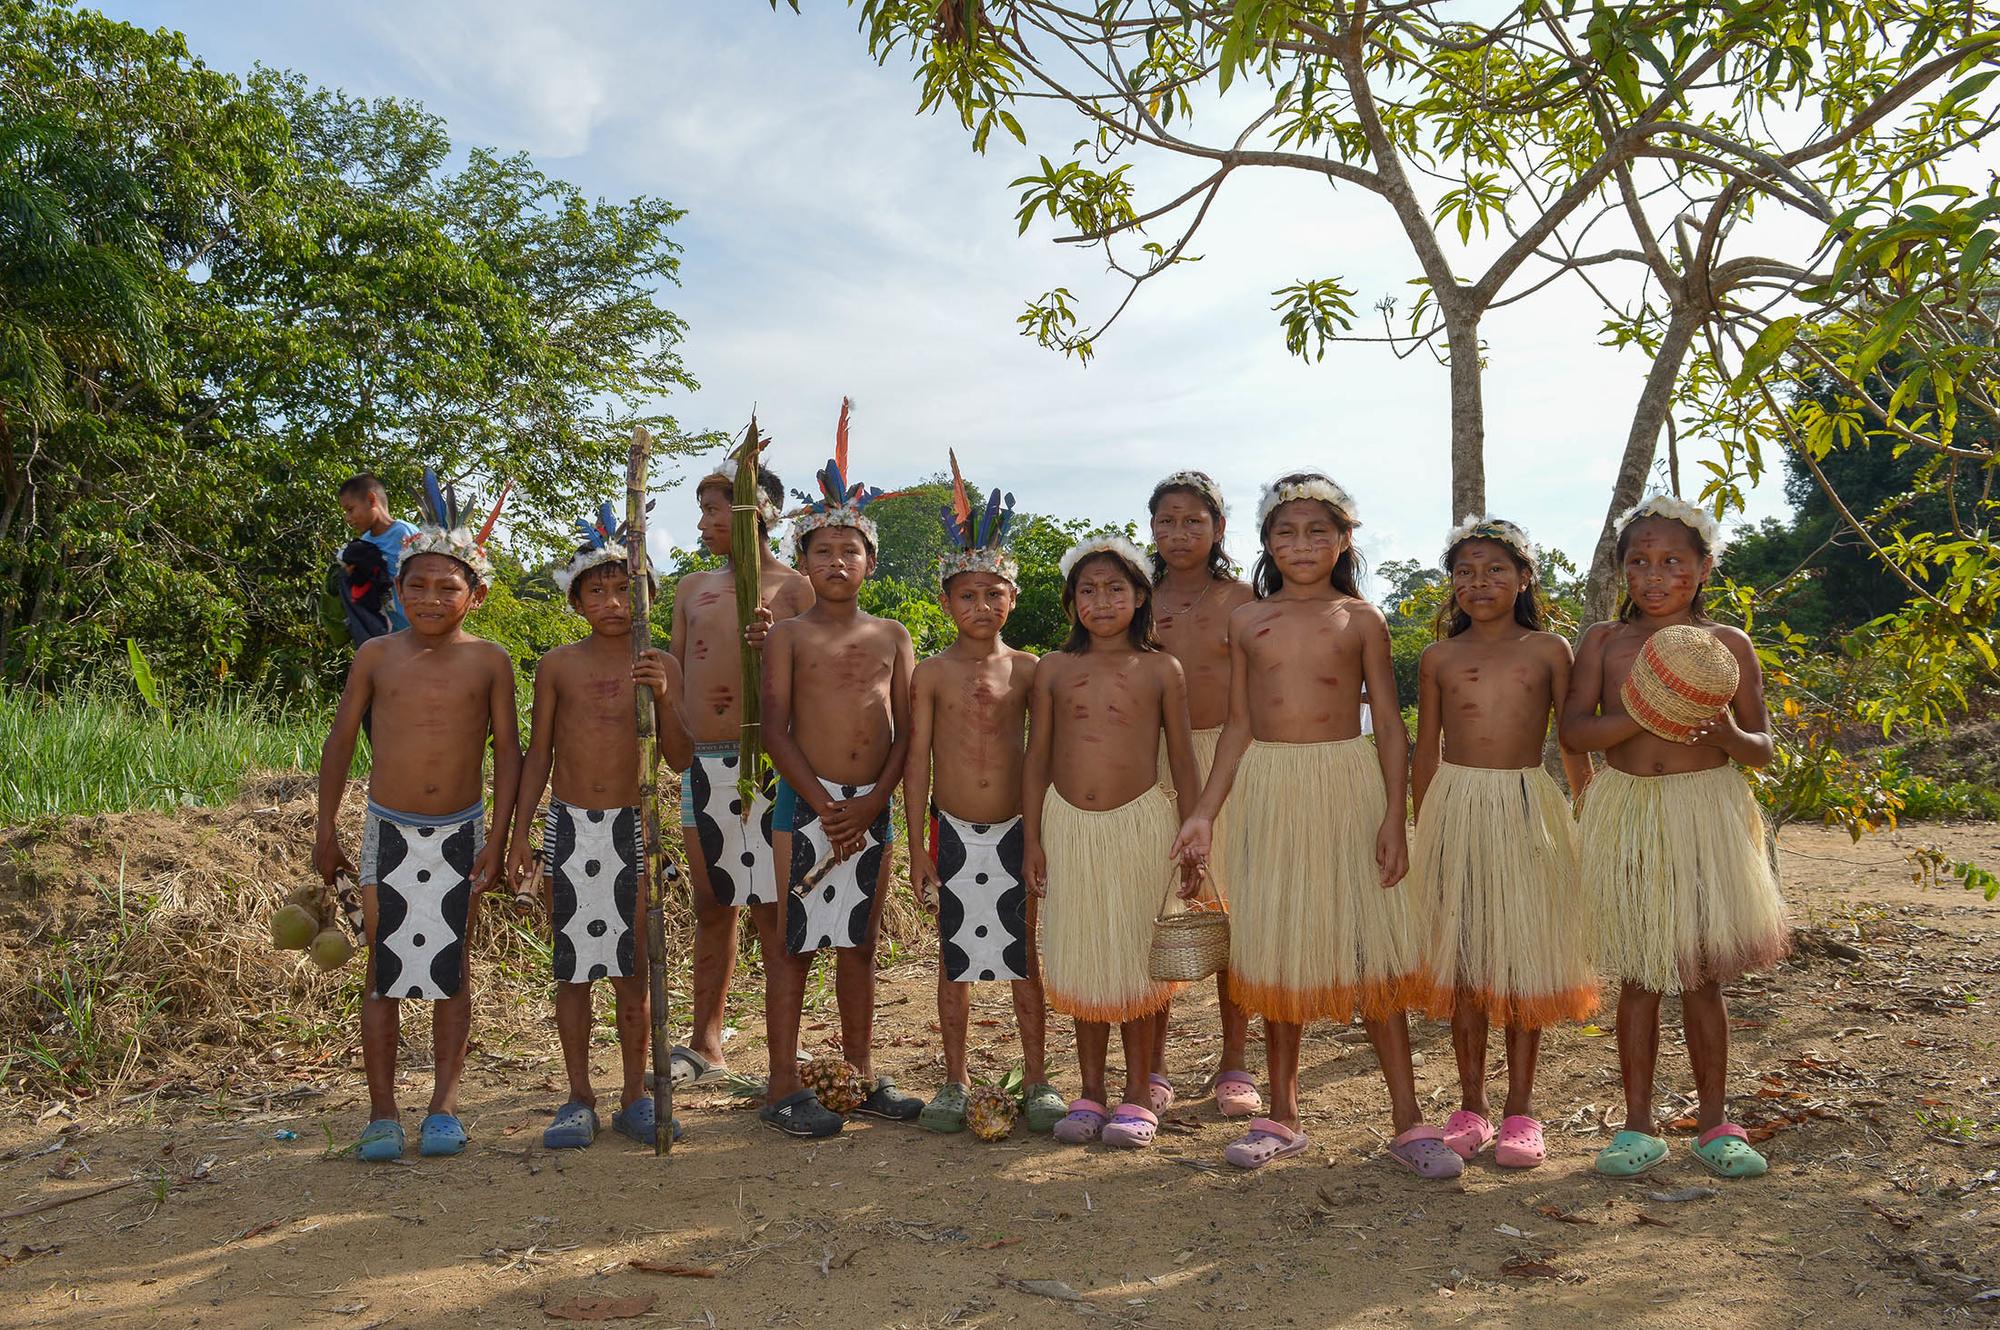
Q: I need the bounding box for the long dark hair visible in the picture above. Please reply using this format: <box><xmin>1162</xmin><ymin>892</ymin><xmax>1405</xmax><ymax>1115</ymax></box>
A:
<box><xmin>1252</xmin><ymin>474</ymin><xmax>1364</xmax><ymax>599</ymax></box>
<box><xmin>1433</xmin><ymin>536</ymin><xmax>1545</xmax><ymax>638</ymax></box>
<box><xmin>1060</xmin><ymin>551</ymin><xmax>1160</xmax><ymax>653</ymax></box>
<box><xmin>1614</xmin><ymin>515</ymin><xmax>1713</xmax><ymax>623</ymax></box>
<box><xmin>1147</xmin><ymin>475</ymin><xmax>1237</xmax><ymax>583</ymax></box>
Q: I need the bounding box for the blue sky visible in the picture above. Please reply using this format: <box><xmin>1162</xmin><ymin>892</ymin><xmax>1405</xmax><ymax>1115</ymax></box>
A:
<box><xmin>112</xmin><ymin>0</ymin><xmax>1792</xmax><ymax>577</ymax></box>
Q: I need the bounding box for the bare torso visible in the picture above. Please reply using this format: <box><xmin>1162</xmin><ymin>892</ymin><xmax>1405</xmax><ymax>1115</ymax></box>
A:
<box><xmin>541</xmin><ymin>638</ymin><xmax>642</xmax><ymax>807</ymax></box>
<box><xmin>1041</xmin><ymin>649</ymin><xmax>1172</xmax><ymax>809</ymax></box>
<box><xmin>1427</xmin><ymin>630</ymin><xmax>1566</xmax><ymax>769</ymax></box>
<box><xmin>781</xmin><ymin>613</ymin><xmax>904</xmax><ymax>787</ymax></box>
<box><xmin>364</xmin><ymin>632</ymin><xmax>508</xmax><ymax>814</ymax></box>
<box><xmin>1154</xmin><ymin>576</ymin><xmax>1253</xmax><ymax>730</ymax></box>
<box><xmin>675</xmin><ymin>561</ymin><xmax>812</xmax><ymax>744</ymax></box>
<box><xmin>919</xmin><ymin>646</ymin><xmax>1036</xmax><ymax>823</ymax></box>
<box><xmin>1590</xmin><ymin>619</ymin><xmax>1735</xmax><ymax>776</ymax></box>
<box><xmin>1232</xmin><ymin>596</ymin><xmax>1370</xmax><ymax>743</ymax></box>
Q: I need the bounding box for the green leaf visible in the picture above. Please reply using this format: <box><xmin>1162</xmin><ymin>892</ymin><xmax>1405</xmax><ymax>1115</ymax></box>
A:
<box><xmin>1730</xmin><ymin>316</ymin><xmax>1800</xmax><ymax>390</ymax></box>
<box><xmin>127</xmin><ymin>638</ymin><xmax>162</xmax><ymax>713</ymax></box>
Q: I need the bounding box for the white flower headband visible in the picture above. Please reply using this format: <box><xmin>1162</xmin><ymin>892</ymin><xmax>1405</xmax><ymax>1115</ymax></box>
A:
<box><xmin>1058</xmin><ymin>533</ymin><xmax>1151</xmax><ymax>583</ymax></box>
<box><xmin>1442</xmin><ymin>513</ymin><xmax>1536</xmax><ymax>571</ymax></box>
<box><xmin>1615</xmin><ymin>492</ymin><xmax>1727</xmax><ymax>557</ymax></box>
<box><xmin>1256</xmin><ymin>473</ymin><xmax>1360</xmax><ymax>531</ymax></box>
<box><xmin>1151</xmin><ymin>470</ymin><xmax>1227</xmax><ymax>518</ymax></box>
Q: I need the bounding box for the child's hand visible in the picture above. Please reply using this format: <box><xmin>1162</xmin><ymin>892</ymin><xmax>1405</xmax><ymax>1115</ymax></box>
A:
<box><xmin>1176</xmin><ymin>854</ymin><xmax>1207</xmax><ymax>900</ymax></box>
<box><xmin>1376</xmin><ymin>817</ymin><xmax>1408</xmax><ymax>889</ymax></box>
<box><xmin>314</xmin><ymin>835</ymin><xmax>355</xmax><ymax>886</ymax></box>
<box><xmin>1024</xmin><ymin>840</ymin><xmax>1047</xmax><ymax>898</ymax></box>
<box><xmin>506</xmin><ymin>840</ymin><xmax>541</xmax><ymax>898</ymax></box>
<box><xmin>633</xmin><ymin>648</ymin><xmax>677</xmax><ymax>701</ymax></box>
<box><xmin>1686</xmin><ymin>707</ymin><xmax>1744</xmax><ymax>750</ymax></box>
<box><xmin>822</xmin><ymin>791</ymin><xmax>883</xmax><ymax>848</ymax></box>
<box><xmin>909</xmin><ymin>849</ymin><xmax>940</xmax><ymax>912</ymax></box>
<box><xmin>472</xmin><ymin>838</ymin><xmax>507</xmax><ymax>895</ymax></box>
<box><xmin>743</xmin><ymin>605</ymin><xmax>776</xmax><ymax>650</ymax></box>
<box><xmin>1169</xmin><ymin>816</ymin><xmax>1212</xmax><ymax>868</ymax></box>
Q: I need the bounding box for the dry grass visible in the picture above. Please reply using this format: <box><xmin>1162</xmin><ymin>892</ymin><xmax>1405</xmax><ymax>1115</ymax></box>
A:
<box><xmin>0</xmin><ymin>772</ymin><xmax>930</xmax><ymax>1104</ymax></box>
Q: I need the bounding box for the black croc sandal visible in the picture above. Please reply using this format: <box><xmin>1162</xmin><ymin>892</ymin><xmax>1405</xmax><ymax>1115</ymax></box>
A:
<box><xmin>760</xmin><ymin>1088</ymin><xmax>844</xmax><ymax>1138</ymax></box>
<box><xmin>852</xmin><ymin>1076</ymin><xmax>923</xmax><ymax>1121</ymax></box>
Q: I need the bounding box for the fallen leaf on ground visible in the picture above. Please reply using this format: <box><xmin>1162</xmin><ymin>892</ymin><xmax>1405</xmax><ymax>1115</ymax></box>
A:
<box><xmin>1633</xmin><ymin>1213</ymin><xmax>1675</xmax><ymax>1228</ymax></box>
<box><xmin>1534</xmin><ymin>1206</ymin><xmax>1598</xmax><ymax>1225</ymax></box>
<box><xmin>977</xmin><ymin>1237</ymin><xmax>1022</xmax><ymax>1250</ymax></box>
<box><xmin>1865</xmin><ymin>1201</ymin><xmax>1914</xmax><ymax>1231</ymax></box>
<box><xmin>630</xmin><ymin>1261</ymin><xmax>719</xmax><ymax>1278</ymax></box>
<box><xmin>543</xmin><ymin>1294</ymin><xmax>657</xmax><ymax>1321</ymax></box>
<box><xmin>1499</xmin><ymin>1257</ymin><xmax>1570</xmax><ymax>1280</ymax></box>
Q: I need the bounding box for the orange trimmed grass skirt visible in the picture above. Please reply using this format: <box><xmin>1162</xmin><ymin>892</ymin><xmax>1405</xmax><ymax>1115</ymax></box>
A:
<box><xmin>1222</xmin><ymin>738</ymin><xmax>1427</xmax><ymax>1023</ymax></box>
<box><xmin>1039</xmin><ymin>784</ymin><xmax>1182</xmax><ymax>1023</ymax></box>
<box><xmin>1159</xmin><ymin>725</ymin><xmax>1228</xmax><ymax>903</ymax></box>
<box><xmin>1412</xmin><ymin>762</ymin><xmax>1598</xmax><ymax>1029</ymax></box>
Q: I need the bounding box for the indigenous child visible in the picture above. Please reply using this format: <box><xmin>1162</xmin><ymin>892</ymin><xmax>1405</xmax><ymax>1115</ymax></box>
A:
<box><xmin>904</xmin><ymin>459</ymin><xmax>1065</xmax><ymax>1134</ymax></box>
<box><xmin>1409</xmin><ymin>517</ymin><xmax>1597</xmax><ymax>1170</ymax></box>
<box><xmin>314</xmin><ymin>471</ymin><xmax>520</xmax><ymax>1162</ymax></box>
<box><xmin>507</xmin><ymin>506</ymin><xmax>693</xmax><ymax>1149</ymax></box>
<box><xmin>1025</xmin><ymin>534</ymin><xmax>1203</xmax><ymax>1150</ymax></box>
<box><xmin>759</xmin><ymin>410</ymin><xmax>922</xmax><ymax>1137</ymax></box>
<box><xmin>337</xmin><ymin>473</ymin><xmax>419</xmax><ymax>632</ymax></box>
<box><xmin>1562</xmin><ymin>494</ymin><xmax>1787</xmax><ymax>1180</ymax></box>
<box><xmin>666</xmin><ymin>461</ymin><xmax>813</xmax><ymax>1089</ymax></box>
<box><xmin>1145</xmin><ymin>471</ymin><xmax>1257</xmax><ymax>1119</ymax></box>
<box><xmin>1173</xmin><ymin>473</ymin><xmax>1437</xmax><ymax>1175</ymax></box>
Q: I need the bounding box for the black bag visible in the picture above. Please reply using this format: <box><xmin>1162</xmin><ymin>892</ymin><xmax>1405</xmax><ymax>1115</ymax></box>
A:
<box><xmin>334</xmin><ymin>539</ymin><xmax>392</xmax><ymax>645</ymax></box>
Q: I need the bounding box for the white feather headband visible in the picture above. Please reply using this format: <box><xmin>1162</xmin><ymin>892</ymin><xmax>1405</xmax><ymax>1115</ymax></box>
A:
<box><xmin>1442</xmin><ymin>514</ymin><xmax>1536</xmax><ymax>571</ymax></box>
<box><xmin>1256</xmin><ymin>473</ymin><xmax>1360</xmax><ymax>530</ymax></box>
<box><xmin>1615</xmin><ymin>492</ymin><xmax>1727</xmax><ymax>557</ymax></box>
<box><xmin>1151</xmin><ymin>470</ymin><xmax>1228</xmax><ymax>517</ymax></box>
<box><xmin>1058</xmin><ymin>534</ymin><xmax>1151</xmax><ymax>583</ymax></box>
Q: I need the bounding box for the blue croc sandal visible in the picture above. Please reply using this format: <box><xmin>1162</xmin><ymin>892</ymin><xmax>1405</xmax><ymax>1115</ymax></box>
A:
<box><xmin>356</xmin><ymin>1118</ymin><xmax>404</xmax><ymax>1162</ymax></box>
<box><xmin>1594</xmin><ymin>1129</ymin><xmax>1669</xmax><ymax>1177</ymax></box>
<box><xmin>613</xmin><ymin>1096</ymin><xmax>683</xmax><ymax>1145</ymax></box>
<box><xmin>418</xmin><ymin>1112</ymin><xmax>469</xmax><ymax>1157</ymax></box>
<box><xmin>542</xmin><ymin>1100</ymin><xmax>599</xmax><ymax>1150</ymax></box>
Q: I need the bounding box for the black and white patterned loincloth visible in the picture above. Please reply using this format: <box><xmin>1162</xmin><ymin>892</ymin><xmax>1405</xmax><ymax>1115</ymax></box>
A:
<box><xmin>360</xmin><ymin>800</ymin><xmax>483</xmax><ymax>1000</ymax></box>
<box><xmin>681</xmin><ymin>744</ymin><xmax>777</xmax><ymax>906</ymax></box>
<box><xmin>930</xmin><ymin>808</ymin><xmax>1030</xmax><ymax>982</ymax></box>
<box><xmin>781</xmin><ymin>777</ymin><xmax>891</xmax><ymax>954</ymax></box>
<box><xmin>543</xmin><ymin>798</ymin><xmax>640</xmax><ymax>983</ymax></box>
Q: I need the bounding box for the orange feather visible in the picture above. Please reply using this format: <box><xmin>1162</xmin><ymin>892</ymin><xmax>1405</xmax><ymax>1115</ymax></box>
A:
<box><xmin>835</xmin><ymin>397</ymin><xmax>852</xmax><ymax>479</ymax></box>
<box><xmin>476</xmin><ymin>478</ymin><xmax>513</xmax><ymax>546</ymax></box>
<box><xmin>948</xmin><ymin>449</ymin><xmax>973</xmax><ymax>537</ymax></box>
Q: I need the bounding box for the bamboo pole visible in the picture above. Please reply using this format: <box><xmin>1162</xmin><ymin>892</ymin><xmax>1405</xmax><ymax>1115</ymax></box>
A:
<box><xmin>627</xmin><ymin>426</ymin><xmax>676</xmax><ymax>1157</ymax></box>
<box><xmin>729</xmin><ymin>417</ymin><xmax>767</xmax><ymax>814</ymax></box>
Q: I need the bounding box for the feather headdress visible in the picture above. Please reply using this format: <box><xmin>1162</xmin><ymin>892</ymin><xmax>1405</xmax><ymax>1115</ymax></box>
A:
<box><xmin>1442</xmin><ymin>514</ymin><xmax>1536</xmax><ymax>572</ymax></box>
<box><xmin>403</xmin><ymin>467</ymin><xmax>507</xmax><ymax>585</ymax></box>
<box><xmin>787</xmin><ymin>397</ymin><xmax>904</xmax><ymax>562</ymax></box>
<box><xmin>553</xmin><ymin>500</ymin><xmax>631</xmax><ymax>596</ymax></box>
<box><xmin>937</xmin><ymin>449</ymin><xmax>1018</xmax><ymax>586</ymax></box>
<box><xmin>1256</xmin><ymin>472</ymin><xmax>1359</xmax><ymax>531</ymax></box>
<box><xmin>1058</xmin><ymin>533</ymin><xmax>1151</xmax><ymax>585</ymax></box>
<box><xmin>1615</xmin><ymin>492</ymin><xmax>1727</xmax><ymax>557</ymax></box>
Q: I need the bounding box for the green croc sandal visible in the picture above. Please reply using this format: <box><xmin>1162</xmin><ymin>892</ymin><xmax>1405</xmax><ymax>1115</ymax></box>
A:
<box><xmin>1594</xmin><ymin>1129</ymin><xmax>1669</xmax><ymax>1177</ymax></box>
<box><xmin>1023</xmin><ymin>1082</ymin><xmax>1068</xmax><ymax>1134</ymax></box>
<box><xmin>920</xmin><ymin>1082</ymin><xmax>969</xmax><ymax>1134</ymax></box>
<box><xmin>1691</xmin><ymin>1123</ymin><xmax>1768</xmax><ymax>1178</ymax></box>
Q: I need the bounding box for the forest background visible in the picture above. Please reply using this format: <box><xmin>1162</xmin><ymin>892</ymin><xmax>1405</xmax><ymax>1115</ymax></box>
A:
<box><xmin>2</xmin><ymin>0</ymin><xmax>1997</xmax><ymax>879</ymax></box>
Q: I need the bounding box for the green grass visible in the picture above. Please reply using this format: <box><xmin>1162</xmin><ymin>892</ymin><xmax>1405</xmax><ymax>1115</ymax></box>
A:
<box><xmin>0</xmin><ymin>687</ymin><xmax>361</xmax><ymax>823</ymax></box>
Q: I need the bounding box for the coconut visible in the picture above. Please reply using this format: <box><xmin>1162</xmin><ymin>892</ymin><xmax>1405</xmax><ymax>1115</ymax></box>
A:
<box><xmin>307</xmin><ymin>929</ymin><xmax>355</xmax><ymax>972</ymax></box>
<box><xmin>270</xmin><ymin>903</ymin><xmax>321</xmax><ymax>951</ymax></box>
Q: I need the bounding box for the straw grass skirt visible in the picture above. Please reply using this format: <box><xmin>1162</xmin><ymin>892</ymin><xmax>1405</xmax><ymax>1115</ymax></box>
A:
<box><xmin>1412</xmin><ymin>763</ymin><xmax>1597</xmax><ymax>1028</ymax></box>
<box><xmin>1159</xmin><ymin>725</ymin><xmax>1228</xmax><ymax>902</ymax></box>
<box><xmin>1039</xmin><ymin>785</ymin><xmax>1182</xmax><ymax>1022</ymax></box>
<box><xmin>1580</xmin><ymin>764</ymin><xmax>1789</xmax><ymax>994</ymax></box>
<box><xmin>1222</xmin><ymin>738</ymin><xmax>1425</xmax><ymax>1023</ymax></box>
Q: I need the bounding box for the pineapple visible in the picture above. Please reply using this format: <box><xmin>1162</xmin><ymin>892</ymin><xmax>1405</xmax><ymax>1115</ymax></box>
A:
<box><xmin>801</xmin><ymin>1054</ymin><xmax>867</xmax><ymax>1116</ymax></box>
<box><xmin>965</xmin><ymin>1086</ymin><xmax>1018</xmax><ymax>1141</ymax></box>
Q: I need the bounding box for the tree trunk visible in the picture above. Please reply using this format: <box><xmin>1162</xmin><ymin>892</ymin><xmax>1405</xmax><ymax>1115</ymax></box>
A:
<box><xmin>1583</xmin><ymin>306</ymin><xmax>1702</xmax><ymax>625</ymax></box>
<box><xmin>1445</xmin><ymin>315</ymin><xmax>1486</xmax><ymax>519</ymax></box>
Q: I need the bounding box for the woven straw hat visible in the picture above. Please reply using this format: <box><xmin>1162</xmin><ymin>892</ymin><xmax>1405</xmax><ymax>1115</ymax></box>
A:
<box><xmin>1621</xmin><ymin>624</ymin><xmax>1740</xmax><ymax>741</ymax></box>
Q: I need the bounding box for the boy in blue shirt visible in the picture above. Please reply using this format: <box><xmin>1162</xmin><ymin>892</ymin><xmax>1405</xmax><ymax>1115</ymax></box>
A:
<box><xmin>339</xmin><ymin>474</ymin><xmax>419</xmax><ymax>631</ymax></box>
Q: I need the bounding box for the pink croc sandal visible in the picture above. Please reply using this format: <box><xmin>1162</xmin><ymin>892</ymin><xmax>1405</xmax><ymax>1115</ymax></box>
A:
<box><xmin>1495</xmin><ymin>1115</ymin><xmax>1546</xmax><ymax>1169</ymax></box>
<box><xmin>1214</xmin><ymin>1070</ymin><xmax>1261</xmax><ymax>1119</ymax></box>
<box><xmin>1386</xmin><ymin>1125</ymin><xmax>1466</xmax><ymax>1180</ymax></box>
<box><xmin>1224</xmin><ymin>1118</ymin><xmax>1310</xmax><ymax>1169</ymax></box>
<box><xmin>1146</xmin><ymin>1074</ymin><xmax>1175</xmax><ymax>1115</ymax></box>
<box><xmin>1443</xmin><ymin>1110</ymin><xmax>1495</xmax><ymax>1161</ymax></box>
<box><xmin>1101</xmin><ymin>1103</ymin><xmax>1158</xmax><ymax>1149</ymax></box>
<box><xmin>1053</xmin><ymin>1098</ymin><xmax>1108</xmax><ymax>1146</ymax></box>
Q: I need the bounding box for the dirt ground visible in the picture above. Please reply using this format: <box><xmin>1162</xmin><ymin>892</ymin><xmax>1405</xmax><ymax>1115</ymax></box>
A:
<box><xmin>2</xmin><ymin>820</ymin><xmax>1998</xmax><ymax>1329</ymax></box>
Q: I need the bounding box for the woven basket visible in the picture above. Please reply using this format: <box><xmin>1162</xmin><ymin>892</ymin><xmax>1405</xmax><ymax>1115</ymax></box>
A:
<box><xmin>1148</xmin><ymin>900</ymin><xmax>1230</xmax><ymax>982</ymax></box>
<box><xmin>1621</xmin><ymin>623</ymin><xmax>1739</xmax><ymax>741</ymax></box>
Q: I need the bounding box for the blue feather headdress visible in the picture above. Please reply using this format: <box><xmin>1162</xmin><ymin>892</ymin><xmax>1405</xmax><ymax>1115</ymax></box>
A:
<box><xmin>787</xmin><ymin>398</ymin><xmax>905</xmax><ymax>562</ymax></box>
<box><xmin>404</xmin><ymin>467</ymin><xmax>507</xmax><ymax>585</ymax></box>
<box><xmin>553</xmin><ymin>499</ymin><xmax>632</xmax><ymax>595</ymax></box>
<box><xmin>937</xmin><ymin>449</ymin><xmax>1018</xmax><ymax>587</ymax></box>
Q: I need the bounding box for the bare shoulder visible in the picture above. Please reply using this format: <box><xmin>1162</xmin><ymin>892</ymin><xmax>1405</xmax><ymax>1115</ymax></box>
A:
<box><xmin>675</xmin><ymin>566</ymin><xmax>722</xmax><ymax>599</ymax></box>
<box><xmin>764</xmin><ymin>615</ymin><xmax>802</xmax><ymax>650</ymax></box>
<box><xmin>1151</xmin><ymin>649</ymin><xmax>1187</xmax><ymax>686</ymax></box>
<box><xmin>1230</xmin><ymin>597</ymin><xmax>1274</xmax><ymax>632</ymax></box>
<box><xmin>537</xmin><ymin>640</ymin><xmax>582</xmax><ymax>680</ymax></box>
<box><xmin>353</xmin><ymin>633</ymin><xmax>398</xmax><ymax>670</ymax></box>
<box><xmin>1577</xmin><ymin>620</ymin><xmax>1618</xmax><ymax>654</ymax></box>
<box><xmin>1702</xmin><ymin>622</ymin><xmax>1758</xmax><ymax>667</ymax></box>
<box><xmin>772</xmin><ymin>567</ymin><xmax>814</xmax><ymax>613</ymax></box>
<box><xmin>1529</xmin><ymin>630</ymin><xmax>1576</xmax><ymax>664</ymax></box>
<box><xmin>1218</xmin><ymin>579</ymin><xmax>1256</xmax><ymax>612</ymax></box>
<box><xmin>467</xmin><ymin>636</ymin><xmax>515</xmax><ymax>679</ymax></box>
<box><xmin>1419</xmin><ymin>637</ymin><xmax>1454</xmax><ymax>671</ymax></box>
<box><xmin>1340</xmin><ymin>596</ymin><xmax>1389</xmax><ymax>641</ymax></box>
<box><xmin>869</xmin><ymin>613</ymin><xmax>913</xmax><ymax>650</ymax></box>
<box><xmin>1035</xmin><ymin>651</ymin><xmax>1076</xmax><ymax>687</ymax></box>
<box><xmin>1008</xmin><ymin>646</ymin><xmax>1039</xmax><ymax>682</ymax></box>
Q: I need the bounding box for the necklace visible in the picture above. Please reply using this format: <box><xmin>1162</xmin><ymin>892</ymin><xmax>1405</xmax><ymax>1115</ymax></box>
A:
<box><xmin>1158</xmin><ymin>577</ymin><xmax>1214</xmax><ymax>621</ymax></box>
